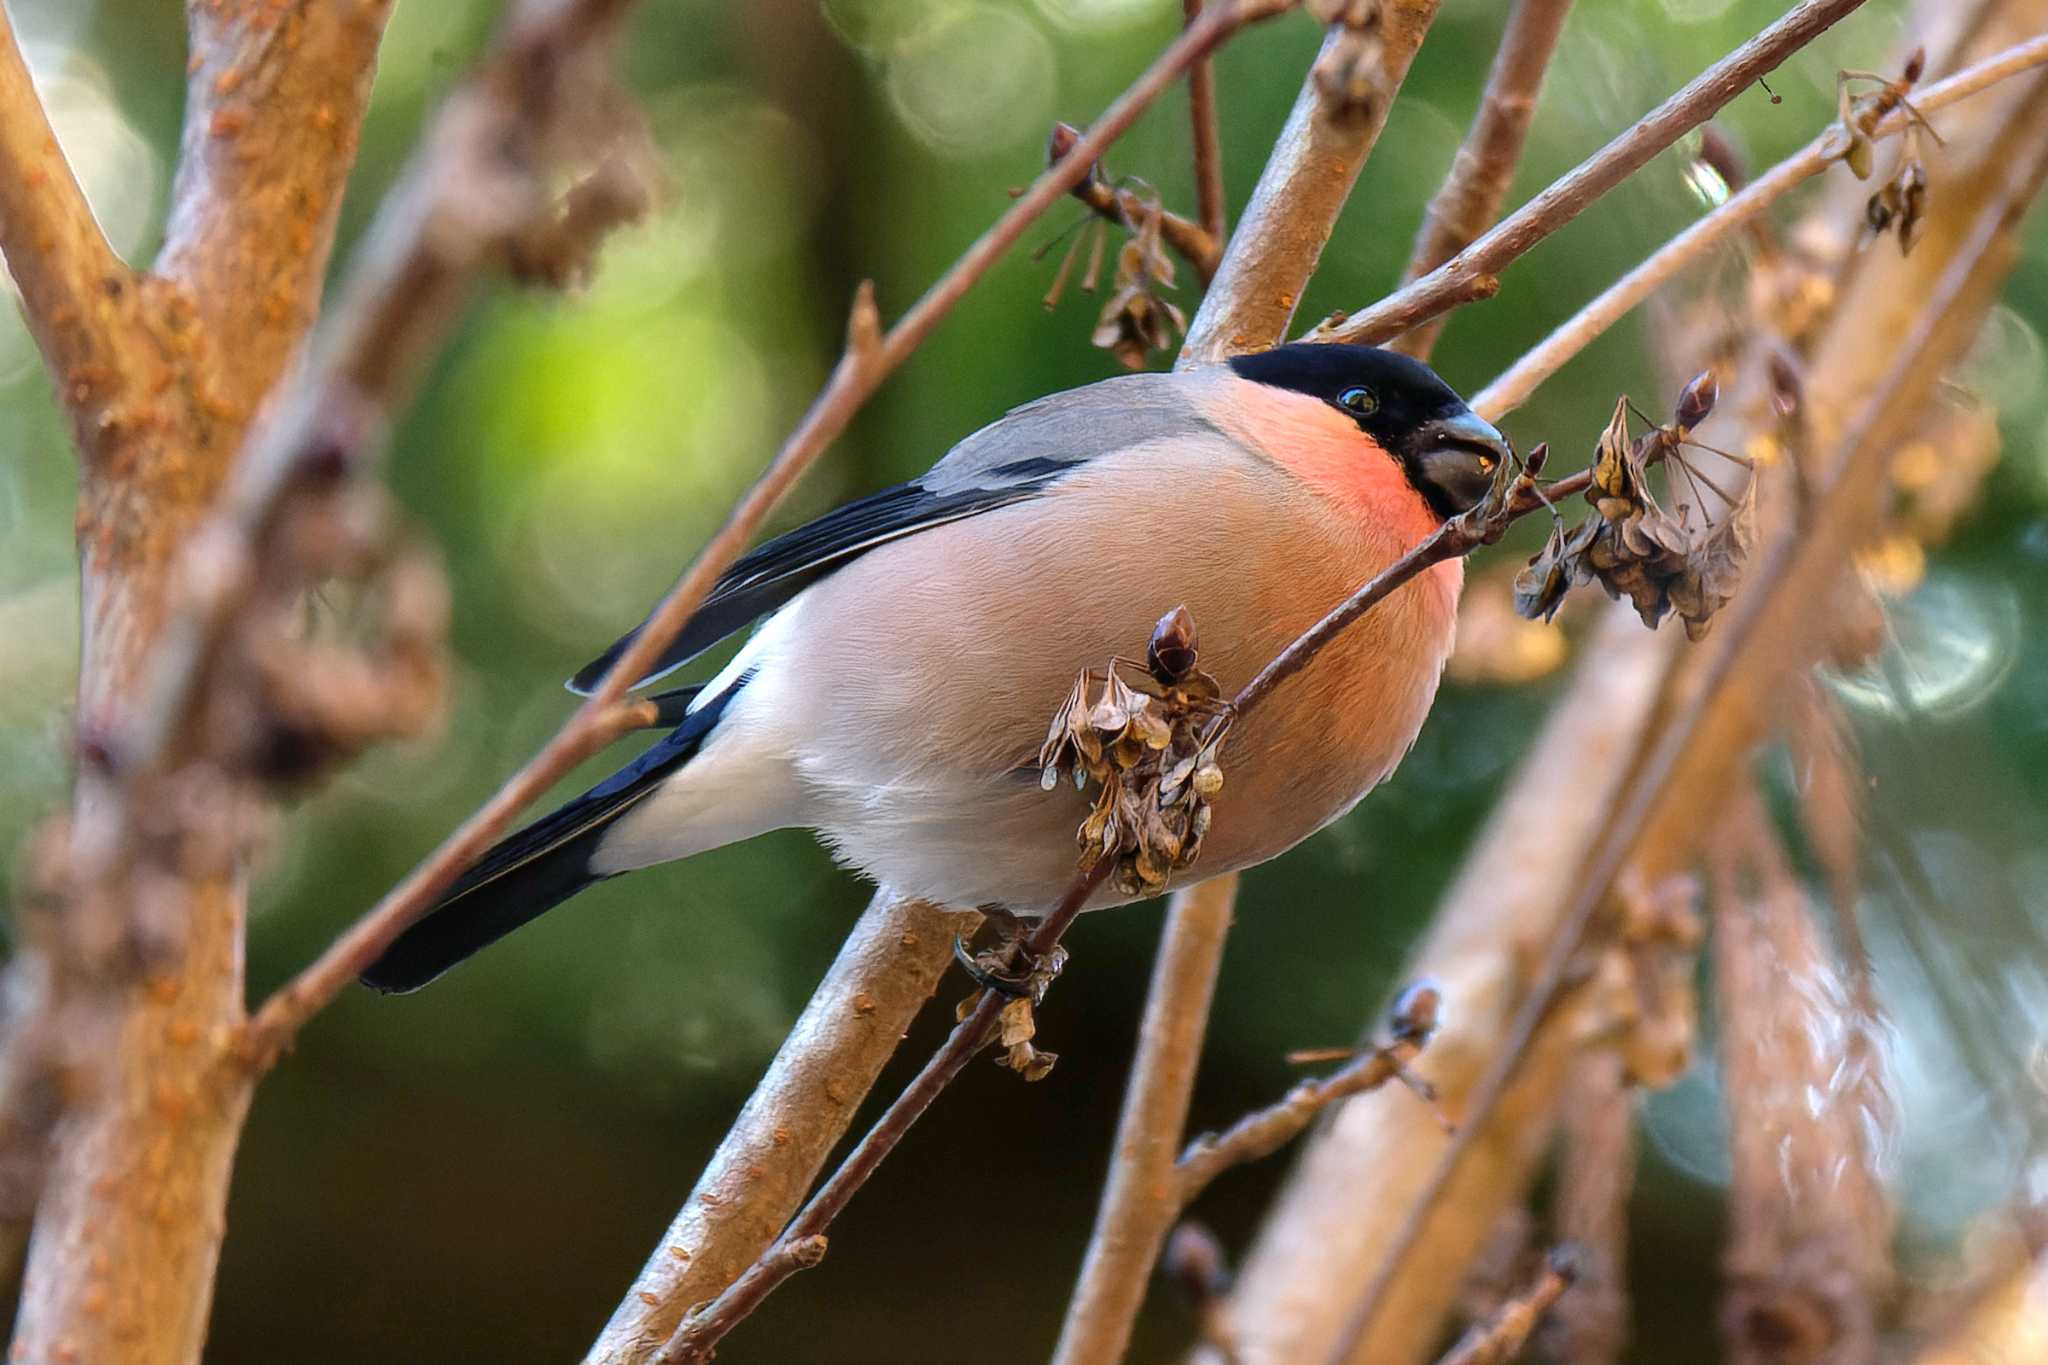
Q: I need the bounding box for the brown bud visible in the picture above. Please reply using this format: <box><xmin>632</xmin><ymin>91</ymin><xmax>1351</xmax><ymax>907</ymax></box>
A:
<box><xmin>1675</xmin><ymin>371</ymin><xmax>1718</xmax><ymax>432</ymax></box>
<box><xmin>1148</xmin><ymin>605</ymin><xmax>1199</xmax><ymax>684</ymax></box>
<box><xmin>1902</xmin><ymin>46</ymin><xmax>1925</xmax><ymax>86</ymax></box>
<box><xmin>1523</xmin><ymin>440</ymin><xmax>1549</xmax><ymax>479</ymax></box>
<box><xmin>1897</xmin><ymin>159</ymin><xmax>1928</xmax><ymax>253</ymax></box>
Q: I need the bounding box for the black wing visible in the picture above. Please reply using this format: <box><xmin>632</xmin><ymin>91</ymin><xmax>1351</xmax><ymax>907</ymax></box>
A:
<box><xmin>567</xmin><ymin>372</ymin><xmax>1215</xmax><ymax>696</ymax></box>
<box><xmin>566</xmin><ymin>469</ymin><xmax>1058</xmax><ymax>694</ymax></box>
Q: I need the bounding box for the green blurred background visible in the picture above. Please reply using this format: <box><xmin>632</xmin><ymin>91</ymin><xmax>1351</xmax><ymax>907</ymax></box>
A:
<box><xmin>6</xmin><ymin>0</ymin><xmax>2048</xmax><ymax>1359</ymax></box>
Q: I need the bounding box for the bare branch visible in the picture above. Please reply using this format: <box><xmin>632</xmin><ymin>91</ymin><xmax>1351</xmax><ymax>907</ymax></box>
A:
<box><xmin>245</xmin><ymin>0</ymin><xmax>1305</xmax><ymax>1063</ymax></box>
<box><xmin>1174</xmin><ymin>986</ymin><xmax>1439</xmax><ymax>1204</ymax></box>
<box><xmin>1049</xmin><ymin>876</ymin><xmax>1238</xmax><ymax>1365</ymax></box>
<box><xmin>1181</xmin><ymin>0</ymin><xmax>1446</xmax><ymax>363</ymax></box>
<box><xmin>1434</xmin><ymin>1248</ymin><xmax>1579</xmax><ymax>1365</ymax></box>
<box><xmin>1547</xmin><ymin>1052</ymin><xmax>1635</xmax><ymax>1365</ymax></box>
<box><xmin>0</xmin><ymin>4</ymin><xmax>130</xmax><ymax>432</ymax></box>
<box><xmin>1473</xmin><ymin>32</ymin><xmax>2048</xmax><ymax>419</ymax></box>
<box><xmin>1314</xmin><ymin>0</ymin><xmax>1873</xmax><ymax>347</ymax></box>
<box><xmin>1710</xmin><ymin>790</ymin><xmax>1892</xmax><ymax>1363</ymax></box>
<box><xmin>1184</xmin><ymin>0</ymin><xmax>1230</xmax><ymax>242</ymax></box>
<box><xmin>158</xmin><ymin>0</ymin><xmax>398</xmax><ymax>423</ymax></box>
<box><xmin>1048</xmin><ymin>121</ymin><xmax>1221</xmax><ymax>282</ymax></box>
<box><xmin>1322</xmin><ymin>89</ymin><xmax>2048</xmax><ymax>1362</ymax></box>
<box><xmin>1396</xmin><ymin>0</ymin><xmax>1574</xmax><ymax>360</ymax></box>
<box><xmin>588</xmin><ymin>895</ymin><xmax>977</xmax><ymax>1362</ymax></box>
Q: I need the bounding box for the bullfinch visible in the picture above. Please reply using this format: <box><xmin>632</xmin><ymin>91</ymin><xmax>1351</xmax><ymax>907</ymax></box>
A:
<box><xmin>362</xmin><ymin>343</ymin><xmax>1512</xmax><ymax>992</ymax></box>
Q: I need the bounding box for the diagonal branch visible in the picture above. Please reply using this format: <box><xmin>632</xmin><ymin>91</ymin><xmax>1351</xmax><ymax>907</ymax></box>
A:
<box><xmin>1473</xmin><ymin>32</ymin><xmax>2048</xmax><ymax>419</ymax></box>
<box><xmin>589</xmin><ymin>893</ymin><xmax>980</xmax><ymax>1362</ymax></box>
<box><xmin>0</xmin><ymin>3</ymin><xmax>134</xmax><ymax>446</ymax></box>
<box><xmin>1395</xmin><ymin>0</ymin><xmax>1574</xmax><ymax>360</ymax></box>
<box><xmin>1314</xmin><ymin>0</ymin><xmax>1872</xmax><ymax>347</ymax></box>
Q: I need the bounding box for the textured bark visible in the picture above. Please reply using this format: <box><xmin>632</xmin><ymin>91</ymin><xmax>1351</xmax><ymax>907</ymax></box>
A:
<box><xmin>6</xmin><ymin>7</ymin><xmax>396</xmax><ymax>1361</ymax></box>
<box><xmin>1180</xmin><ymin>0</ymin><xmax>1443</xmax><ymax>362</ymax></box>
<box><xmin>1051</xmin><ymin>879</ymin><xmax>1236</xmax><ymax>1365</ymax></box>
<box><xmin>587</xmin><ymin>895</ymin><xmax>975</xmax><ymax>1363</ymax></box>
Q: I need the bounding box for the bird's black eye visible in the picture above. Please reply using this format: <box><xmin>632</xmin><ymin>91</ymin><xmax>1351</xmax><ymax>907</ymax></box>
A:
<box><xmin>1338</xmin><ymin>386</ymin><xmax>1378</xmax><ymax>416</ymax></box>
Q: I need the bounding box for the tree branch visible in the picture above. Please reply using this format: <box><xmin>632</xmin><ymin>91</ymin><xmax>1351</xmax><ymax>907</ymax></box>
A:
<box><xmin>1181</xmin><ymin>0</ymin><xmax>1445</xmax><ymax>363</ymax></box>
<box><xmin>1434</xmin><ymin>1248</ymin><xmax>1579</xmax><ymax>1365</ymax></box>
<box><xmin>1173</xmin><ymin>986</ymin><xmax>1438</xmax><ymax>1204</ymax></box>
<box><xmin>1313</xmin><ymin>0</ymin><xmax>1872</xmax><ymax>347</ymax></box>
<box><xmin>158</xmin><ymin>0</ymin><xmax>398</xmax><ymax>433</ymax></box>
<box><xmin>1395</xmin><ymin>0</ymin><xmax>1574</xmax><ymax>360</ymax></box>
<box><xmin>245</xmin><ymin>0</ymin><xmax>1305</xmax><ymax>1064</ymax></box>
<box><xmin>1184</xmin><ymin>0</ymin><xmax>1229</xmax><ymax>243</ymax></box>
<box><xmin>0</xmin><ymin>3</ymin><xmax>130</xmax><ymax>437</ymax></box>
<box><xmin>1473</xmin><ymin>32</ymin><xmax>2048</xmax><ymax>419</ymax></box>
<box><xmin>586</xmin><ymin>894</ymin><xmax>977</xmax><ymax>1362</ymax></box>
<box><xmin>1049</xmin><ymin>877</ymin><xmax>1238</xmax><ymax>1365</ymax></box>
<box><xmin>1048</xmin><ymin>121</ymin><xmax>1221</xmax><ymax>283</ymax></box>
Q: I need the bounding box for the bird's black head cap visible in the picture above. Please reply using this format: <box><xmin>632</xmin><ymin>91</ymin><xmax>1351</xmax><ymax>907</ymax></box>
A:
<box><xmin>1228</xmin><ymin>342</ymin><xmax>1511</xmax><ymax>519</ymax></box>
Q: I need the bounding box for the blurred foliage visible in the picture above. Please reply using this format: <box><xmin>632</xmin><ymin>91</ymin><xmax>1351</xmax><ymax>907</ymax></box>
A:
<box><xmin>3</xmin><ymin>0</ymin><xmax>2048</xmax><ymax>1360</ymax></box>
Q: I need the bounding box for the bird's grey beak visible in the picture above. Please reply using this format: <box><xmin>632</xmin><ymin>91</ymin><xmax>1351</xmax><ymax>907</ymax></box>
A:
<box><xmin>1409</xmin><ymin>408</ymin><xmax>1512</xmax><ymax>516</ymax></box>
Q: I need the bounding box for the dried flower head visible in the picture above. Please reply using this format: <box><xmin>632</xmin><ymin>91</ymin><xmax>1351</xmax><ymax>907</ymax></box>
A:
<box><xmin>1513</xmin><ymin>376</ymin><xmax>1753</xmax><ymax>641</ymax></box>
<box><xmin>1091</xmin><ymin>208</ymin><xmax>1187</xmax><ymax>370</ymax></box>
<box><xmin>1039</xmin><ymin>607</ymin><xmax>1230</xmax><ymax>897</ymax></box>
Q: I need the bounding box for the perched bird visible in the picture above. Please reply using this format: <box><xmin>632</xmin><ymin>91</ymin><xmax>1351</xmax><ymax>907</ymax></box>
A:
<box><xmin>363</xmin><ymin>343</ymin><xmax>1511</xmax><ymax>992</ymax></box>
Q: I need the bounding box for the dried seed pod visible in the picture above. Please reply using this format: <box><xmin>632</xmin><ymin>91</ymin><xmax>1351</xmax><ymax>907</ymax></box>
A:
<box><xmin>1896</xmin><ymin>158</ymin><xmax>1928</xmax><ymax>253</ymax></box>
<box><xmin>1148</xmin><ymin>605</ymin><xmax>1199</xmax><ymax>684</ymax></box>
<box><xmin>1674</xmin><ymin>371</ymin><xmax>1718</xmax><ymax>433</ymax></box>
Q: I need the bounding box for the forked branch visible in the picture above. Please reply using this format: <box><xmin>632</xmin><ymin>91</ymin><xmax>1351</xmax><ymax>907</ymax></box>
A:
<box><xmin>0</xmin><ymin>4</ymin><xmax>132</xmax><ymax>445</ymax></box>
<box><xmin>1315</xmin><ymin>0</ymin><xmax>1872</xmax><ymax>346</ymax></box>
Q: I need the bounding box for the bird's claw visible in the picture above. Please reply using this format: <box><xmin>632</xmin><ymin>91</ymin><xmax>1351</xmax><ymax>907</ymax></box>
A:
<box><xmin>952</xmin><ymin>934</ymin><xmax>1068</xmax><ymax>1002</ymax></box>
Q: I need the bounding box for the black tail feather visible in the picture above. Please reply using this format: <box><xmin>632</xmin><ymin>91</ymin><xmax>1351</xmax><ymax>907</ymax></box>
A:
<box><xmin>360</xmin><ymin>681</ymin><xmax>740</xmax><ymax>994</ymax></box>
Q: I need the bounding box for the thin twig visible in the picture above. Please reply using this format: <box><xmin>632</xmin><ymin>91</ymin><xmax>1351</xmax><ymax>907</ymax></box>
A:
<box><xmin>242</xmin><ymin>0</ymin><xmax>1305</xmax><ymax>1064</ymax></box>
<box><xmin>1396</xmin><ymin>0</ymin><xmax>1575</xmax><ymax>360</ymax></box>
<box><xmin>1313</xmin><ymin>0</ymin><xmax>1873</xmax><ymax>346</ymax></box>
<box><xmin>0</xmin><ymin>4</ymin><xmax>129</xmax><ymax>422</ymax></box>
<box><xmin>1174</xmin><ymin>992</ymin><xmax>1439</xmax><ymax>1205</ymax></box>
<box><xmin>1049</xmin><ymin>121</ymin><xmax>1221</xmax><ymax>282</ymax></box>
<box><xmin>1322</xmin><ymin>113</ymin><xmax>2048</xmax><ymax>1364</ymax></box>
<box><xmin>1185</xmin><ymin>0</ymin><xmax>1230</xmax><ymax>244</ymax></box>
<box><xmin>1433</xmin><ymin>1248</ymin><xmax>1579</xmax><ymax>1365</ymax></box>
<box><xmin>1472</xmin><ymin>32</ymin><xmax>2048</xmax><ymax>419</ymax></box>
<box><xmin>659</xmin><ymin>862</ymin><xmax>1114</xmax><ymax>1363</ymax></box>
<box><xmin>1050</xmin><ymin>877</ymin><xmax>1238</xmax><ymax>1365</ymax></box>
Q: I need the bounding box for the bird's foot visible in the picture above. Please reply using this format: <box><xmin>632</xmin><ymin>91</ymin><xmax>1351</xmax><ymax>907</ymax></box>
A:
<box><xmin>952</xmin><ymin>932</ymin><xmax>1068</xmax><ymax>1003</ymax></box>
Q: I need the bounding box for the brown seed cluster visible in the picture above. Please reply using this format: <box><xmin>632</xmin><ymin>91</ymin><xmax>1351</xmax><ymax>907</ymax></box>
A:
<box><xmin>1039</xmin><ymin>606</ymin><xmax>1230</xmax><ymax>897</ymax></box>
<box><xmin>1514</xmin><ymin>373</ymin><xmax>1753</xmax><ymax>641</ymax></box>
